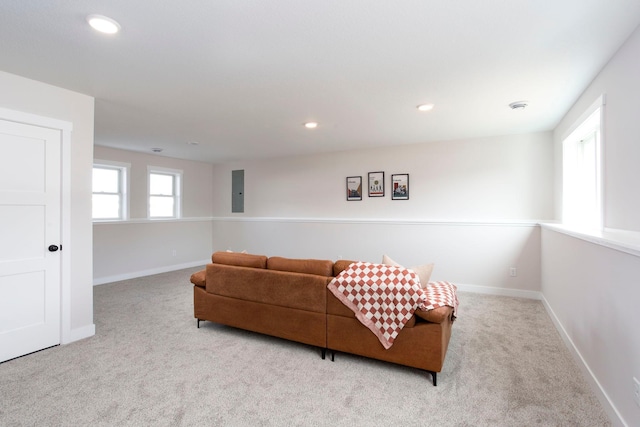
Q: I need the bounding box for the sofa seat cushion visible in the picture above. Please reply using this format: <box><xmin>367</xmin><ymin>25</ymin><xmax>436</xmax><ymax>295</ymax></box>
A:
<box><xmin>211</xmin><ymin>251</ymin><xmax>267</xmax><ymax>268</ymax></box>
<box><xmin>327</xmin><ymin>291</ymin><xmax>416</xmax><ymax>328</ymax></box>
<box><xmin>206</xmin><ymin>263</ymin><xmax>328</xmax><ymax>313</ymax></box>
<box><xmin>327</xmin><ymin>283</ymin><xmax>451</xmax><ymax>326</ymax></box>
<box><xmin>415</xmin><ymin>306</ymin><xmax>453</xmax><ymax>323</ymax></box>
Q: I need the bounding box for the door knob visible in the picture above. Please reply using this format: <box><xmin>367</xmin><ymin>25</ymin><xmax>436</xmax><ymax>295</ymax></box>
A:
<box><xmin>48</xmin><ymin>245</ymin><xmax>59</xmax><ymax>252</ymax></box>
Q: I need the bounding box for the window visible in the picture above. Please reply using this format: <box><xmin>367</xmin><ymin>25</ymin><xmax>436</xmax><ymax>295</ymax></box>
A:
<box><xmin>148</xmin><ymin>167</ymin><xmax>182</xmax><ymax>218</ymax></box>
<box><xmin>562</xmin><ymin>96</ymin><xmax>604</xmax><ymax>230</ymax></box>
<box><xmin>92</xmin><ymin>161</ymin><xmax>129</xmax><ymax>220</ymax></box>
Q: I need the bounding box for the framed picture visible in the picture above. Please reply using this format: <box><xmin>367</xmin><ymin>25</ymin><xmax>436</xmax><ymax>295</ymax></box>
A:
<box><xmin>346</xmin><ymin>176</ymin><xmax>362</xmax><ymax>201</ymax></box>
<box><xmin>368</xmin><ymin>171</ymin><xmax>385</xmax><ymax>197</ymax></box>
<box><xmin>391</xmin><ymin>174</ymin><xmax>409</xmax><ymax>200</ymax></box>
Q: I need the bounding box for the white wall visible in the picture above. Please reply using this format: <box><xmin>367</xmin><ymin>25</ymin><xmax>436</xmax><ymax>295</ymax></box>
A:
<box><xmin>542</xmin><ymin>229</ymin><xmax>640</xmax><ymax>427</ymax></box>
<box><xmin>92</xmin><ymin>131</ymin><xmax>552</xmax><ymax>293</ymax></box>
<box><xmin>92</xmin><ymin>146</ymin><xmax>214</xmax><ymax>284</ymax></box>
<box><xmin>554</xmin><ymin>25</ymin><xmax>640</xmax><ymax>233</ymax></box>
<box><xmin>544</xmin><ymin>24</ymin><xmax>640</xmax><ymax>427</ymax></box>
<box><xmin>213</xmin><ymin>218</ymin><xmax>541</xmax><ymax>295</ymax></box>
<box><xmin>0</xmin><ymin>70</ymin><xmax>95</xmax><ymax>341</ymax></box>
<box><xmin>94</xmin><ymin>146</ymin><xmax>214</xmax><ymax>218</ymax></box>
<box><xmin>213</xmin><ymin>132</ymin><xmax>554</xmax><ymax>221</ymax></box>
<box><xmin>210</xmin><ymin>132</ymin><xmax>553</xmax><ymax>294</ymax></box>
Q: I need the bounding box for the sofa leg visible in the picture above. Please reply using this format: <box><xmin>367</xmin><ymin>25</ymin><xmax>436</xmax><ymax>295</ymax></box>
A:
<box><xmin>330</xmin><ymin>351</ymin><xmax>335</xmax><ymax>362</ymax></box>
<box><xmin>197</xmin><ymin>319</ymin><xmax>201</xmax><ymax>328</ymax></box>
<box><xmin>321</xmin><ymin>348</ymin><xmax>326</xmax><ymax>360</ymax></box>
<box><xmin>427</xmin><ymin>371</ymin><xmax>437</xmax><ymax>386</ymax></box>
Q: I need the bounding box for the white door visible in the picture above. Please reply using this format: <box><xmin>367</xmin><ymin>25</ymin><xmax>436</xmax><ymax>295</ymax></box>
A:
<box><xmin>0</xmin><ymin>119</ymin><xmax>62</xmax><ymax>363</ymax></box>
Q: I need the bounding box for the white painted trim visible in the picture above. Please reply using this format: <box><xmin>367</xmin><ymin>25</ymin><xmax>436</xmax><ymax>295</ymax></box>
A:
<box><xmin>93</xmin><ymin>259</ymin><xmax>209</xmax><ymax>286</ymax></box>
<box><xmin>94</xmin><ymin>159</ymin><xmax>131</xmax><ymax>168</ymax></box>
<box><xmin>93</xmin><ymin>216</ymin><xmax>543</xmax><ymax>227</ymax></box>
<box><xmin>60</xmin><ymin>121</ymin><xmax>73</xmax><ymax>345</ymax></box>
<box><xmin>93</xmin><ymin>216</ymin><xmax>214</xmax><ymax>225</ymax></box>
<box><xmin>0</xmin><ymin>108</ymin><xmax>80</xmax><ymax>346</ymax></box>
<box><xmin>540</xmin><ymin>295</ymin><xmax>627</xmax><ymax>427</ymax></box>
<box><xmin>560</xmin><ymin>94</ymin><xmax>606</xmax><ymax>142</ymax></box>
<box><xmin>212</xmin><ymin>216</ymin><xmax>543</xmax><ymax>227</ymax></box>
<box><xmin>0</xmin><ymin>107</ymin><xmax>73</xmax><ymax>132</ymax></box>
<box><xmin>62</xmin><ymin>324</ymin><xmax>96</xmax><ymax>345</ymax></box>
<box><xmin>541</xmin><ymin>223</ymin><xmax>640</xmax><ymax>258</ymax></box>
<box><xmin>455</xmin><ymin>283</ymin><xmax>542</xmax><ymax>300</ymax></box>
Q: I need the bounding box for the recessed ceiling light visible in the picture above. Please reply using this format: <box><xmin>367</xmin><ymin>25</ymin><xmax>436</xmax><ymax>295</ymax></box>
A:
<box><xmin>186</xmin><ymin>141</ymin><xmax>199</xmax><ymax>146</ymax></box>
<box><xmin>304</xmin><ymin>122</ymin><xmax>318</xmax><ymax>129</ymax></box>
<box><xmin>87</xmin><ymin>15</ymin><xmax>121</xmax><ymax>34</ymax></box>
<box><xmin>417</xmin><ymin>104</ymin><xmax>434</xmax><ymax>112</ymax></box>
<box><xmin>509</xmin><ymin>101</ymin><xmax>528</xmax><ymax>110</ymax></box>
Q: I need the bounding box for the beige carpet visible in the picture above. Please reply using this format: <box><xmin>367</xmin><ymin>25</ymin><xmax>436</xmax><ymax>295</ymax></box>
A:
<box><xmin>0</xmin><ymin>267</ymin><xmax>610</xmax><ymax>426</ymax></box>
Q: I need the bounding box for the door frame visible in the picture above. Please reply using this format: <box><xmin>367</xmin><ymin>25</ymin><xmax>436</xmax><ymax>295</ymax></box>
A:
<box><xmin>0</xmin><ymin>107</ymin><xmax>74</xmax><ymax>344</ymax></box>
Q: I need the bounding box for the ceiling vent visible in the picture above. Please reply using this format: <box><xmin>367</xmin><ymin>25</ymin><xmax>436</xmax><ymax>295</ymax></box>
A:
<box><xmin>509</xmin><ymin>101</ymin><xmax>528</xmax><ymax>110</ymax></box>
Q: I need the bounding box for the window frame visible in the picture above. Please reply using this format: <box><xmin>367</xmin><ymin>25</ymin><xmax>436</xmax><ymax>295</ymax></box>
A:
<box><xmin>147</xmin><ymin>166</ymin><xmax>183</xmax><ymax>219</ymax></box>
<box><xmin>92</xmin><ymin>160</ymin><xmax>130</xmax><ymax>221</ymax></box>
<box><xmin>561</xmin><ymin>95</ymin><xmax>605</xmax><ymax>231</ymax></box>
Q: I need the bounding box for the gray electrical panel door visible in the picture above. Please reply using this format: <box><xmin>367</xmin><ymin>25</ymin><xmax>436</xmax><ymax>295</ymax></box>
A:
<box><xmin>232</xmin><ymin>169</ymin><xmax>244</xmax><ymax>213</ymax></box>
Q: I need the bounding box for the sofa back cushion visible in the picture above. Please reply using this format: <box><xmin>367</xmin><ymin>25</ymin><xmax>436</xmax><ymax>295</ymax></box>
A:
<box><xmin>211</xmin><ymin>251</ymin><xmax>267</xmax><ymax>269</ymax></box>
<box><xmin>206</xmin><ymin>263</ymin><xmax>328</xmax><ymax>313</ymax></box>
<box><xmin>267</xmin><ymin>256</ymin><xmax>333</xmax><ymax>277</ymax></box>
<box><xmin>333</xmin><ymin>260</ymin><xmax>357</xmax><ymax>276</ymax></box>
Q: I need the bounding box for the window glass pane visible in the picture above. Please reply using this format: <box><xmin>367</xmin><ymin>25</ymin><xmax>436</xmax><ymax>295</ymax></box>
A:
<box><xmin>92</xmin><ymin>194</ymin><xmax>120</xmax><ymax>219</ymax></box>
<box><xmin>149</xmin><ymin>196</ymin><xmax>174</xmax><ymax>217</ymax></box>
<box><xmin>562</xmin><ymin>107</ymin><xmax>601</xmax><ymax>229</ymax></box>
<box><xmin>93</xmin><ymin>168</ymin><xmax>119</xmax><ymax>193</ymax></box>
<box><xmin>150</xmin><ymin>173</ymin><xmax>174</xmax><ymax>195</ymax></box>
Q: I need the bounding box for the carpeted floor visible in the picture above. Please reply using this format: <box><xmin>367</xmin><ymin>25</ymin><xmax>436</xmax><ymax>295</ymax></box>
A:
<box><xmin>0</xmin><ymin>268</ymin><xmax>610</xmax><ymax>426</ymax></box>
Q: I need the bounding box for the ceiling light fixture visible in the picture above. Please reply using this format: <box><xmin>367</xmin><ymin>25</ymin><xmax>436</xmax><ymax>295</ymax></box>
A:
<box><xmin>417</xmin><ymin>104</ymin><xmax>434</xmax><ymax>112</ymax></box>
<box><xmin>87</xmin><ymin>14</ymin><xmax>121</xmax><ymax>34</ymax></box>
<box><xmin>186</xmin><ymin>141</ymin><xmax>199</xmax><ymax>146</ymax></box>
<box><xmin>304</xmin><ymin>122</ymin><xmax>318</xmax><ymax>129</ymax></box>
<box><xmin>151</xmin><ymin>148</ymin><xmax>163</xmax><ymax>153</ymax></box>
<box><xmin>509</xmin><ymin>101</ymin><xmax>528</xmax><ymax>110</ymax></box>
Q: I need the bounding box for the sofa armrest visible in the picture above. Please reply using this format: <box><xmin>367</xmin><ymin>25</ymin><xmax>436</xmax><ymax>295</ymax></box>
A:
<box><xmin>414</xmin><ymin>306</ymin><xmax>453</xmax><ymax>324</ymax></box>
<box><xmin>190</xmin><ymin>269</ymin><xmax>207</xmax><ymax>288</ymax></box>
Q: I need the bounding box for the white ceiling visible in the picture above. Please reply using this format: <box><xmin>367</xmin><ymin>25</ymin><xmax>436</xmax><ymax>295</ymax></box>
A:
<box><xmin>1</xmin><ymin>1</ymin><xmax>639</xmax><ymax>164</ymax></box>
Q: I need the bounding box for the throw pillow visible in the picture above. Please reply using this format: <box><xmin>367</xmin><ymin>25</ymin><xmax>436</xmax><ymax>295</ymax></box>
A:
<box><xmin>381</xmin><ymin>254</ymin><xmax>434</xmax><ymax>288</ymax></box>
<box><xmin>382</xmin><ymin>254</ymin><xmax>401</xmax><ymax>267</ymax></box>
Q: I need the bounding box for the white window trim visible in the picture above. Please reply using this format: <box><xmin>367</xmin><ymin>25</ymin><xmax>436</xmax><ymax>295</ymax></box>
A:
<box><xmin>93</xmin><ymin>159</ymin><xmax>130</xmax><ymax>221</ymax></box>
<box><xmin>561</xmin><ymin>94</ymin><xmax>605</xmax><ymax>231</ymax></box>
<box><xmin>147</xmin><ymin>166</ymin><xmax>183</xmax><ymax>219</ymax></box>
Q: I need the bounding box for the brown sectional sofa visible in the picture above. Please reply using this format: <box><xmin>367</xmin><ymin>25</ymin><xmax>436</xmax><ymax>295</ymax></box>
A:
<box><xmin>190</xmin><ymin>251</ymin><xmax>455</xmax><ymax>385</ymax></box>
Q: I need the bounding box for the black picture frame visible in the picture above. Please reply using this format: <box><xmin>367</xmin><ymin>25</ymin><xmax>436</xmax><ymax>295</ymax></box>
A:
<box><xmin>368</xmin><ymin>171</ymin><xmax>385</xmax><ymax>197</ymax></box>
<box><xmin>391</xmin><ymin>174</ymin><xmax>409</xmax><ymax>200</ymax></box>
<box><xmin>346</xmin><ymin>176</ymin><xmax>362</xmax><ymax>201</ymax></box>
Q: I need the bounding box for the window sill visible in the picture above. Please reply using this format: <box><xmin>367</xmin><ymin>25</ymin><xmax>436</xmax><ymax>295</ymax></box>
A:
<box><xmin>93</xmin><ymin>217</ymin><xmax>213</xmax><ymax>225</ymax></box>
<box><xmin>541</xmin><ymin>223</ymin><xmax>640</xmax><ymax>258</ymax></box>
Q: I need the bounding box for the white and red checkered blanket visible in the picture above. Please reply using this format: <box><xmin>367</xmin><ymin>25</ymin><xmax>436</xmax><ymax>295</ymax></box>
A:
<box><xmin>328</xmin><ymin>262</ymin><xmax>458</xmax><ymax>349</ymax></box>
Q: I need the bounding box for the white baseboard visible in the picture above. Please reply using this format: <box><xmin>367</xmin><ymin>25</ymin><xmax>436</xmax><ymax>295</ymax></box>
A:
<box><xmin>455</xmin><ymin>283</ymin><xmax>542</xmax><ymax>300</ymax></box>
<box><xmin>62</xmin><ymin>323</ymin><xmax>95</xmax><ymax>345</ymax></box>
<box><xmin>540</xmin><ymin>295</ymin><xmax>627</xmax><ymax>427</ymax></box>
<box><xmin>93</xmin><ymin>260</ymin><xmax>209</xmax><ymax>286</ymax></box>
